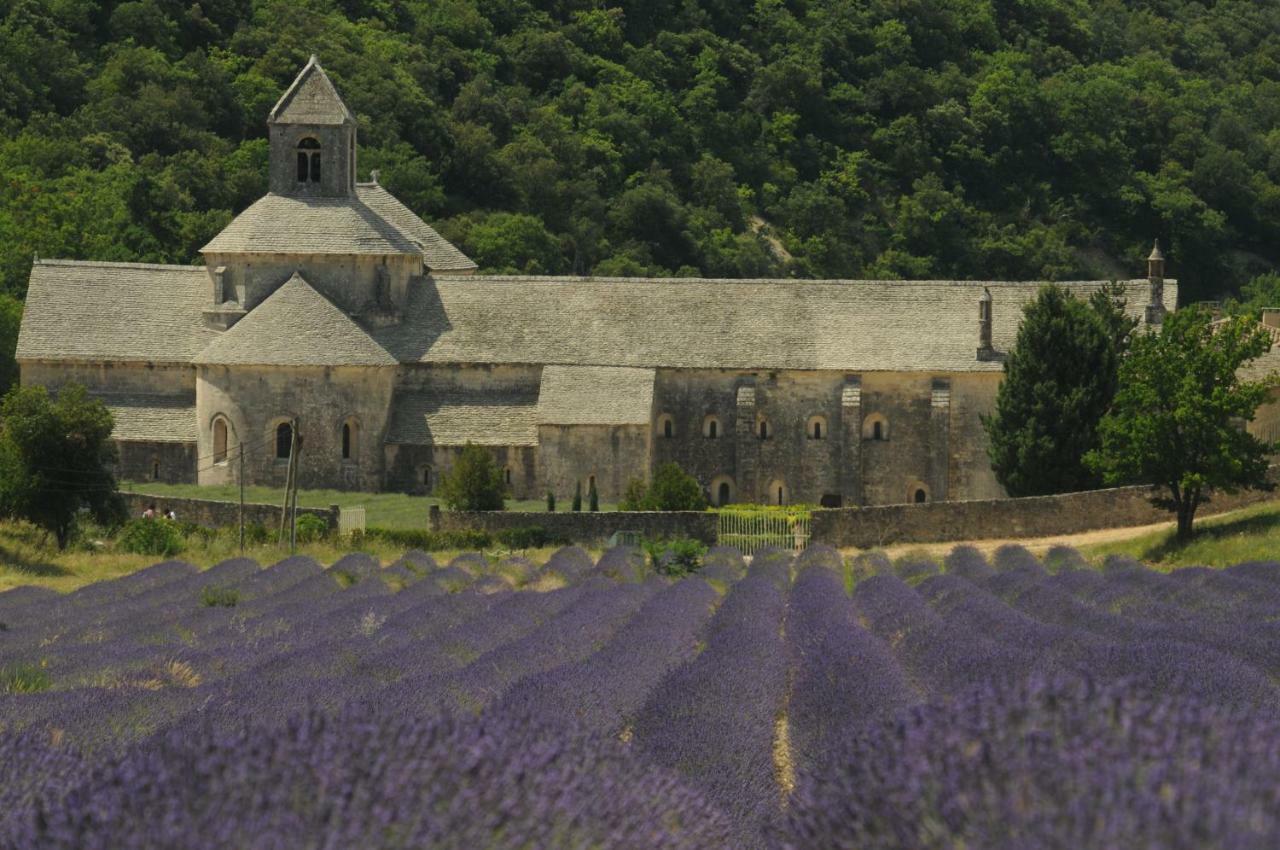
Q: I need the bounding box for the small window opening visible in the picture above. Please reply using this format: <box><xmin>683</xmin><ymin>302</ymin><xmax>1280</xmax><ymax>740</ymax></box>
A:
<box><xmin>213</xmin><ymin>418</ymin><xmax>228</xmax><ymax>464</ymax></box>
<box><xmin>709</xmin><ymin>420</ymin><xmax>718</xmax><ymax>439</ymax></box>
<box><xmin>914</xmin><ymin>488</ymin><xmax>927</xmax><ymax>504</ymax></box>
<box><xmin>297</xmin><ymin>138</ymin><xmax>320</xmax><ymax>183</ymax></box>
<box><xmin>873</xmin><ymin>421</ymin><xmax>883</xmax><ymax>440</ymax></box>
<box><xmin>777</xmin><ymin>486</ymin><xmax>784</xmax><ymax>504</ymax></box>
<box><xmin>759</xmin><ymin>420</ymin><xmax>769</xmax><ymax>440</ymax></box>
<box><xmin>506</xmin><ymin>467</ymin><xmax>513</xmax><ymax>485</ymax></box>
<box><xmin>664</xmin><ymin>419</ymin><xmax>673</xmax><ymax>438</ymax></box>
<box><xmin>813</xmin><ymin>421</ymin><xmax>822</xmax><ymax>439</ymax></box>
<box><xmin>422</xmin><ymin>467</ymin><xmax>432</xmax><ymax>491</ymax></box>
<box><xmin>276</xmin><ymin>422</ymin><xmax>293</xmax><ymax>459</ymax></box>
<box><xmin>718</xmin><ymin>482</ymin><xmax>731</xmax><ymax>506</ymax></box>
<box><xmin>342</xmin><ymin>423</ymin><xmax>352</xmax><ymax>460</ymax></box>
<box><xmin>151</xmin><ymin>460</ymin><xmax>160</xmax><ymax>481</ymax></box>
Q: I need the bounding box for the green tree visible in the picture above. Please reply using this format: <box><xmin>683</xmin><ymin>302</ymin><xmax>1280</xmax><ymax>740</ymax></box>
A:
<box><xmin>571</xmin><ymin>480</ymin><xmax>582</xmax><ymax>512</ymax></box>
<box><xmin>1086</xmin><ymin>308</ymin><xmax>1275</xmax><ymax>539</ymax></box>
<box><xmin>588</xmin><ymin>478</ymin><xmax>599</xmax><ymax>512</ymax></box>
<box><xmin>646</xmin><ymin>463</ymin><xmax>707</xmax><ymax>511</ymax></box>
<box><xmin>437</xmin><ymin>443</ymin><xmax>505</xmax><ymax>511</ymax></box>
<box><xmin>0</xmin><ymin>294</ymin><xmax>22</xmax><ymax>395</ymax></box>
<box><xmin>0</xmin><ymin>383</ymin><xmax>122</xmax><ymax>548</ymax></box>
<box><xmin>983</xmin><ymin>285</ymin><xmax>1123</xmax><ymax>496</ymax></box>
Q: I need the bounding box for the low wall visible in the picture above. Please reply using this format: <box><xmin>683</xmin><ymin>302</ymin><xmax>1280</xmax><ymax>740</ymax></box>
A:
<box><xmin>430</xmin><ymin>507</ymin><xmax>717</xmax><ymax>545</ymax></box>
<box><xmin>811</xmin><ymin>478</ymin><xmax>1278</xmax><ymax>549</ymax></box>
<box><xmin>119</xmin><ymin>492</ymin><xmax>339</xmax><ymax>531</ymax></box>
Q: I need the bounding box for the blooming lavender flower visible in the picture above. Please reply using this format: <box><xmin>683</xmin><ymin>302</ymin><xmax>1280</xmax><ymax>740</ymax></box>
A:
<box><xmin>594</xmin><ymin>546</ymin><xmax>649</xmax><ymax>582</ymax></box>
<box><xmin>775</xmin><ymin>673</ymin><xmax>1280</xmax><ymax>850</ymax></box>
<box><xmin>8</xmin><ymin>707</ymin><xmax>736</xmax><ymax>850</ymax></box>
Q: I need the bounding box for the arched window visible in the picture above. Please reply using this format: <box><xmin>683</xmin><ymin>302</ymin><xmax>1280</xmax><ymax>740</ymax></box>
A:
<box><xmin>664</xmin><ymin>419</ymin><xmax>673</xmax><ymax>438</ymax></box>
<box><xmin>212</xmin><ymin>417</ymin><xmax>229</xmax><ymax>464</ymax></box>
<box><xmin>297</xmin><ymin>138</ymin><xmax>320</xmax><ymax>183</ymax></box>
<box><xmin>341</xmin><ymin>423</ymin><xmax>352</xmax><ymax>460</ymax></box>
<box><xmin>506</xmin><ymin>467</ymin><xmax>513</xmax><ymax>485</ymax></box>
<box><xmin>863</xmin><ymin>414</ymin><xmax>889</xmax><ymax>441</ymax></box>
<box><xmin>914</xmin><ymin>488</ymin><xmax>927</xmax><ymax>504</ymax></box>
<box><xmin>758</xmin><ymin>419</ymin><xmax>770</xmax><ymax>440</ymax></box>
<box><xmin>276</xmin><ymin>422</ymin><xmax>293</xmax><ymax>459</ymax></box>
<box><xmin>703</xmin><ymin>415</ymin><xmax>720</xmax><ymax>439</ymax></box>
<box><xmin>768</xmin><ymin>480</ymin><xmax>787</xmax><ymax>506</ymax></box>
<box><xmin>710</xmin><ymin>475</ymin><xmax>735</xmax><ymax>507</ymax></box>
<box><xmin>657</xmin><ymin>414</ymin><xmax>675</xmax><ymax>439</ymax></box>
<box><xmin>151</xmin><ymin>459</ymin><xmax>160</xmax><ymax>481</ymax></box>
<box><xmin>421</xmin><ymin>466</ymin><xmax>432</xmax><ymax>492</ymax></box>
<box><xmin>718</xmin><ymin>482</ymin><xmax>731</xmax><ymax>506</ymax></box>
<box><xmin>807</xmin><ymin>415</ymin><xmax>827</xmax><ymax>440</ymax></box>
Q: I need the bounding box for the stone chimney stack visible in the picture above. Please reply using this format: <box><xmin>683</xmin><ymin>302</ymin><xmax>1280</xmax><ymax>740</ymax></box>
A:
<box><xmin>977</xmin><ymin>286</ymin><xmax>995</xmax><ymax>359</ymax></box>
<box><xmin>1146</xmin><ymin>239</ymin><xmax>1167</xmax><ymax>324</ymax></box>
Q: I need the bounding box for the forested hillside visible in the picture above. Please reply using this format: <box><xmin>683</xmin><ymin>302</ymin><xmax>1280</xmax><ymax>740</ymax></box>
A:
<box><xmin>3</xmin><ymin>0</ymin><xmax>1280</xmax><ymax>304</ymax></box>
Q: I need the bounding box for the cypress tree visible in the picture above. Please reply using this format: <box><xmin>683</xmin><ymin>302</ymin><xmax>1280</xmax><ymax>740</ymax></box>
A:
<box><xmin>982</xmin><ymin>285</ymin><xmax>1123</xmax><ymax>496</ymax></box>
<box><xmin>588</xmin><ymin>479</ymin><xmax>599</xmax><ymax>512</ymax></box>
<box><xmin>572</xmin><ymin>481</ymin><xmax>582</xmax><ymax>512</ymax></box>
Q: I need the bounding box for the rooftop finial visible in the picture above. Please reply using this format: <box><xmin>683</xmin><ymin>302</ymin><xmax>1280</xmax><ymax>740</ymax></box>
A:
<box><xmin>1148</xmin><ymin>239</ymin><xmax>1164</xmax><ymax>263</ymax></box>
<box><xmin>370</xmin><ymin>169</ymin><xmax>381</xmax><ymax>184</ymax></box>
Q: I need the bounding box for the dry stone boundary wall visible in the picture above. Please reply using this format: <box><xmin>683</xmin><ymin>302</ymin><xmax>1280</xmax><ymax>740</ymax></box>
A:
<box><xmin>118</xmin><ymin>492</ymin><xmax>339</xmax><ymax>531</ymax></box>
<box><xmin>431</xmin><ymin>507</ymin><xmax>717</xmax><ymax>545</ymax></box>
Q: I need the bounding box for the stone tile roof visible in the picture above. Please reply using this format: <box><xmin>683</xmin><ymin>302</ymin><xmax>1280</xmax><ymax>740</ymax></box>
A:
<box><xmin>354</xmin><ymin>184</ymin><xmax>477</xmax><ymax>271</ymax></box>
<box><xmin>17</xmin><ymin>260</ymin><xmax>216</xmax><ymax>364</ymax></box>
<box><xmin>378</xmin><ymin>276</ymin><xmax>1176</xmax><ymax>373</ymax></box>
<box><xmin>268</xmin><ymin>56</ymin><xmax>354</xmax><ymax>126</ymax></box>
<box><xmin>537</xmin><ymin>366</ymin><xmax>655</xmax><ymax>425</ymax></box>
<box><xmin>96</xmin><ymin>393</ymin><xmax>196</xmax><ymax>443</ymax></box>
<box><xmin>200</xmin><ymin>187</ymin><xmax>475</xmax><ymax>269</ymax></box>
<box><xmin>194</xmin><ymin>273</ymin><xmax>397</xmax><ymax>367</ymax></box>
<box><xmin>385</xmin><ymin>390</ymin><xmax>539</xmax><ymax>446</ymax></box>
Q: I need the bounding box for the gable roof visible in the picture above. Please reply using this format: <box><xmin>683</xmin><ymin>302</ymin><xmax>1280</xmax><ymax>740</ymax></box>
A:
<box><xmin>375</xmin><ymin>276</ymin><xmax>1177</xmax><ymax>373</ymax></box>
<box><xmin>268</xmin><ymin>56</ymin><xmax>354</xmax><ymax>126</ymax></box>
<box><xmin>200</xmin><ymin>187</ymin><xmax>475</xmax><ymax>270</ymax></box>
<box><xmin>17</xmin><ymin>260</ymin><xmax>216</xmax><ymax>364</ymax></box>
<box><xmin>385</xmin><ymin>390</ymin><xmax>539</xmax><ymax>446</ymax></box>
<box><xmin>537</xmin><ymin>366</ymin><xmax>655</xmax><ymax>425</ymax></box>
<box><xmin>355</xmin><ymin>184</ymin><xmax>477</xmax><ymax>271</ymax></box>
<box><xmin>194</xmin><ymin>273</ymin><xmax>396</xmax><ymax>367</ymax></box>
<box><xmin>96</xmin><ymin>393</ymin><xmax>196</xmax><ymax>443</ymax></box>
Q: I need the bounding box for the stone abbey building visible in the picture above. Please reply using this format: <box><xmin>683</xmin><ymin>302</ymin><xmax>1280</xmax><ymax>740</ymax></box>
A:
<box><xmin>17</xmin><ymin>59</ymin><xmax>1178</xmax><ymax>507</ymax></box>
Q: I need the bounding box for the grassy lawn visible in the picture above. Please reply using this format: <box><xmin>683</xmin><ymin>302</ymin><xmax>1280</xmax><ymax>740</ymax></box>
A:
<box><xmin>120</xmin><ymin>481</ymin><xmax>617</xmax><ymax>529</ymax></box>
<box><xmin>1080</xmin><ymin>500</ymin><xmax>1280</xmax><ymax>569</ymax></box>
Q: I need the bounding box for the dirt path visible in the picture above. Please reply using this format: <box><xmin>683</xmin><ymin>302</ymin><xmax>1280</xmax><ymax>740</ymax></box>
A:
<box><xmin>857</xmin><ymin>515</ymin><xmax>1186</xmax><ymax>560</ymax></box>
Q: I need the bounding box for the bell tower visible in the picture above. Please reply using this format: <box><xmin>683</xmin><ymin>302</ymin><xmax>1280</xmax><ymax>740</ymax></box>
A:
<box><xmin>267</xmin><ymin>56</ymin><xmax>357</xmax><ymax>198</ymax></box>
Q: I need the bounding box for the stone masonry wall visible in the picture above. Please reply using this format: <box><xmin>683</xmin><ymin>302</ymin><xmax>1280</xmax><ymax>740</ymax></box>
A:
<box><xmin>811</xmin><ymin>475</ymin><xmax>1279</xmax><ymax>549</ymax></box>
<box><xmin>119</xmin><ymin>492</ymin><xmax>338</xmax><ymax>531</ymax></box>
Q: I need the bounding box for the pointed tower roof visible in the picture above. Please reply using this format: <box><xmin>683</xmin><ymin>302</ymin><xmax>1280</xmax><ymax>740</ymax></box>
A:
<box><xmin>195</xmin><ymin>273</ymin><xmax>396</xmax><ymax>367</ymax></box>
<box><xmin>1148</xmin><ymin>239</ymin><xmax>1165</xmax><ymax>262</ymax></box>
<box><xmin>269</xmin><ymin>55</ymin><xmax>355</xmax><ymax>126</ymax></box>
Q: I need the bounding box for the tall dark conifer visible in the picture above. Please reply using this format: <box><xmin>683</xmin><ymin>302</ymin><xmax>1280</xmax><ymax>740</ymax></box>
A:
<box><xmin>982</xmin><ymin>285</ymin><xmax>1122</xmax><ymax>496</ymax></box>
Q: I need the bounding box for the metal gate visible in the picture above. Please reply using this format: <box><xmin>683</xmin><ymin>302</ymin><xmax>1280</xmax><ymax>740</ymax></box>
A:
<box><xmin>716</xmin><ymin>508</ymin><xmax>811</xmax><ymax>555</ymax></box>
<box><xmin>338</xmin><ymin>506</ymin><xmax>366</xmax><ymax>536</ymax></box>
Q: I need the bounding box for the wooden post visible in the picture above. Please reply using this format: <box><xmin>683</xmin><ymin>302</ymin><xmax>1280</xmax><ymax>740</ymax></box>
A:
<box><xmin>238</xmin><ymin>442</ymin><xmax>245</xmax><ymax>553</ymax></box>
<box><xmin>290</xmin><ymin>423</ymin><xmax>302</xmax><ymax>554</ymax></box>
<box><xmin>278</xmin><ymin>421</ymin><xmax>297</xmax><ymax>547</ymax></box>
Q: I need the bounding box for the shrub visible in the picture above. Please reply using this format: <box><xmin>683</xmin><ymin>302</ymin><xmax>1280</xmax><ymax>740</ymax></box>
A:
<box><xmin>116</xmin><ymin>518</ymin><xmax>185</xmax><ymax>557</ymax></box>
<box><xmin>243</xmin><ymin>522</ymin><xmax>270</xmax><ymax>545</ymax></box>
<box><xmin>295</xmin><ymin>513</ymin><xmax>329</xmax><ymax>543</ymax></box>
<box><xmin>619</xmin><ymin>478</ymin><xmax>648</xmax><ymax>511</ymax></box>
<box><xmin>438</xmin><ymin>443</ymin><xmax>506</xmax><ymax>511</ymax></box>
<box><xmin>644</xmin><ymin>537</ymin><xmax>708</xmax><ymax>576</ymax></box>
<box><xmin>199</xmin><ymin>585</ymin><xmax>239</xmax><ymax>608</ymax></box>
<box><xmin>1</xmin><ymin>662</ymin><xmax>50</xmax><ymax>694</ymax></box>
<box><xmin>359</xmin><ymin>526</ymin><xmax>493</xmax><ymax>552</ymax></box>
<box><xmin>646</xmin><ymin>464</ymin><xmax>707</xmax><ymax>511</ymax></box>
<box><xmin>495</xmin><ymin>526</ymin><xmax>568</xmax><ymax>550</ymax></box>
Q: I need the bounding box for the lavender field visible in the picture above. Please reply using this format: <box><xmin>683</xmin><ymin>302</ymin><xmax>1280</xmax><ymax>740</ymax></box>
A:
<box><xmin>2</xmin><ymin>543</ymin><xmax>1280</xmax><ymax>848</ymax></box>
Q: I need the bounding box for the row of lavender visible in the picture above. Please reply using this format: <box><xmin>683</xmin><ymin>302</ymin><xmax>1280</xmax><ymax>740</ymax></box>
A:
<box><xmin>3</xmin><ymin>544</ymin><xmax>1280</xmax><ymax>847</ymax></box>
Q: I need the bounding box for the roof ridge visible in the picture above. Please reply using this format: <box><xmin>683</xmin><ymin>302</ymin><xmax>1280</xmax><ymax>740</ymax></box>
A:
<box><xmin>426</xmin><ymin>275</ymin><xmax>1157</xmax><ymax>287</ymax></box>
<box><xmin>35</xmin><ymin>259</ymin><xmax>205</xmax><ymax>272</ymax></box>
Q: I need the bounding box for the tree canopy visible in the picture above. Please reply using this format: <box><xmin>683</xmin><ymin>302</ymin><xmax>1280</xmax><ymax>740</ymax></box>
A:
<box><xmin>438</xmin><ymin>443</ymin><xmax>506</xmax><ymax>511</ymax></box>
<box><xmin>0</xmin><ymin>383</ymin><xmax>122</xmax><ymax>548</ymax></box>
<box><xmin>1086</xmin><ymin>308</ymin><xmax>1276</xmax><ymax>538</ymax></box>
<box><xmin>983</xmin><ymin>283</ymin><xmax>1133</xmax><ymax>497</ymax></box>
<box><xmin>2</xmin><ymin>0</ymin><xmax>1280</xmax><ymax>303</ymax></box>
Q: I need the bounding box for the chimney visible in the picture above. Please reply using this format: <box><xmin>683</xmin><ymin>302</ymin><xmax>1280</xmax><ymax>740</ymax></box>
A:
<box><xmin>1145</xmin><ymin>239</ymin><xmax>1167</xmax><ymax>324</ymax></box>
<box><xmin>212</xmin><ymin>266</ymin><xmax>227</xmax><ymax>304</ymax></box>
<box><xmin>977</xmin><ymin>287</ymin><xmax>994</xmax><ymax>359</ymax></box>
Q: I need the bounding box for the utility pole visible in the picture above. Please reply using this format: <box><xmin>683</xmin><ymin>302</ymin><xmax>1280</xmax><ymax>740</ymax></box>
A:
<box><xmin>290</xmin><ymin>427</ymin><xmax>302</xmax><ymax>554</ymax></box>
<box><xmin>278</xmin><ymin>421</ymin><xmax>298</xmax><ymax>547</ymax></box>
<box><xmin>238</xmin><ymin>442</ymin><xmax>245</xmax><ymax>554</ymax></box>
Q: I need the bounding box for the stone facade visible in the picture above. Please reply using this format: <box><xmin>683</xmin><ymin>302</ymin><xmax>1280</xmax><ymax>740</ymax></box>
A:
<box><xmin>16</xmin><ymin>58</ymin><xmax>1182</xmax><ymax>510</ymax></box>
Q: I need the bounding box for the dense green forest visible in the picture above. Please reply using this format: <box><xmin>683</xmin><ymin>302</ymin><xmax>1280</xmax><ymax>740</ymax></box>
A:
<box><xmin>3</xmin><ymin>0</ymin><xmax>1280</xmax><ymax>305</ymax></box>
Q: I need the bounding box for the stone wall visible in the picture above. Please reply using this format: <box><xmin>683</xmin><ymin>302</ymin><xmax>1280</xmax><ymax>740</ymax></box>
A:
<box><xmin>537</xmin><ymin>423</ymin><xmax>649</xmax><ymax>504</ymax></box>
<box><xmin>118</xmin><ymin>492</ymin><xmax>338</xmax><ymax>531</ymax></box>
<box><xmin>431</xmin><ymin>507</ymin><xmax>717</xmax><ymax>545</ymax></box>
<box><xmin>811</xmin><ymin>478</ymin><xmax>1278</xmax><ymax>549</ymax></box>
<box><xmin>117</xmin><ymin>441</ymin><xmax>197</xmax><ymax>485</ymax></box>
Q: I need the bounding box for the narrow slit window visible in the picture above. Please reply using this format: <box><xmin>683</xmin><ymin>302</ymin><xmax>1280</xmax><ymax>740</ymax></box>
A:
<box><xmin>276</xmin><ymin>422</ymin><xmax>293</xmax><ymax>459</ymax></box>
<box><xmin>342</xmin><ymin>423</ymin><xmax>352</xmax><ymax>460</ymax></box>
